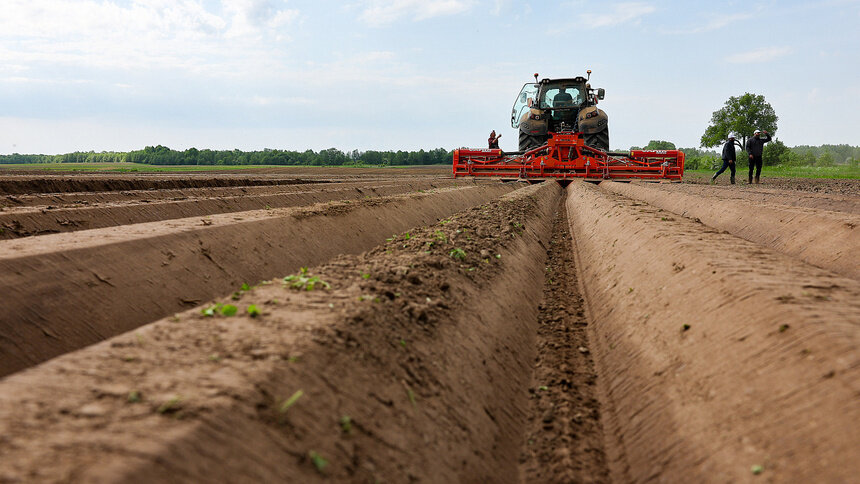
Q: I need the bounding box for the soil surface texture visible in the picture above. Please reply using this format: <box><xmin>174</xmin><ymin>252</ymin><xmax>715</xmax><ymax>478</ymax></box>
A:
<box><xmin>0</xmin><ymin>170</ymin><xmax>857</xmax><ymax>483</ymax></box>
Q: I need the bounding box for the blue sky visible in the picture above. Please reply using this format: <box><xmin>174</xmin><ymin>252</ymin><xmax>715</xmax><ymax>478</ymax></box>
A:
<box><xmin>1</xmin><ymin>0</ymin><xmax>858</xmax><ymax>154</ymax></box>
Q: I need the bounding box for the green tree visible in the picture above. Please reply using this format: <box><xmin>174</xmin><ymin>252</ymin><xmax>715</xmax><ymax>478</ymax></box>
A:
<box><xmin>643</xmin><ymin>140</ymin><xmax>676</xmax><ymax>150</ymax></box>
<box><xmin>817</xmin><ymin>151</ymin><xmax>835</xmax><ymax>167</ymax></box>
<box><xmin>762</xmin><ymin>138</ymin><xmax>788</xmax><ymax>166</ymax></box>
<box><xmin>701</xmin><ymin>93</ymin><xmax>778</xmax><ymax>149</ymax></box>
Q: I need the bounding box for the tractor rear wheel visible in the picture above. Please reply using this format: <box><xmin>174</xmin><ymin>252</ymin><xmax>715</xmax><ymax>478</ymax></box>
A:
<box><xmin>519</xmin><ymin>131</ymin><xmax>547</xmax><ymax>151</ymax></box>
<box><xmin>585</xmin><ymin>127</ymin><xmax>610</xmax><ymax>152</ymax></box>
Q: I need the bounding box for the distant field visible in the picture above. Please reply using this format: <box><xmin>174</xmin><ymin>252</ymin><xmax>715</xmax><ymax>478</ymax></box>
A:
<box><xmin>0</xmin><ymin>163</ymin><xmax>294</xmax><ymax>172</ymax></box>
<box><xmin>0</xmin><ymin>163</ymin><xmax>448</xmax><ymax>173</ymax></box>
<box><xmin>688</xmin><ymin>165</ymin><xmax>859</xmax><ymax>179</ymax></box>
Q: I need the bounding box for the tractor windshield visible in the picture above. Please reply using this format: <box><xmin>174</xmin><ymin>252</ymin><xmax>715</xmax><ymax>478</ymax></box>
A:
<box><xmin>511</xmin><ymin>83</ymin><xmax>539</xmax><ymax>128</ymax></box>
<box><xmin>540</xmin><ymin>83</ymin><xmax>585</xmax><ymax>109</ymax></box>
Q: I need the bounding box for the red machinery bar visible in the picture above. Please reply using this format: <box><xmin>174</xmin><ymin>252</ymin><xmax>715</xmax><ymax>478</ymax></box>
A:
<box><xmin>453</xmin><ymin>132</ymin><xmax>684</xmax><ymax>181</ymax></box>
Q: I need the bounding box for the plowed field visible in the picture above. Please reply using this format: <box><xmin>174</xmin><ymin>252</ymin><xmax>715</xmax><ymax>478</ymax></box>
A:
<box><xmin>0</xmin><ymin>170</ymin><xmax>857</xmax><ymax>483</ymax></box>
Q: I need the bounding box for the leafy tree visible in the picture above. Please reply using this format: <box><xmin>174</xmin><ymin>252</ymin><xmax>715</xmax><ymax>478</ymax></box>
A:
<box><xmin>817</xmin><ymin>151</ymin><xmax>835</xmax><ymax>167</ymax></box>
<box><xmin>701</xmin><ymin>93</ymin><xmax>778</xmax><ymax>149</ymax></box>
<box><xmin>762</xmin><ymin>138</ymin><xmax>788</xmax><ymax>166</ymax></box>
<box><xmin>643</xmin><ymin>140</ymin><xmax>676</xmax><ymax>150</ymax></box>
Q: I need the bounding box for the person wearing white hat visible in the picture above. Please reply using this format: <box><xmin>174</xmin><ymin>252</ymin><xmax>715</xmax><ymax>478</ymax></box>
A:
<box><xmin>711</xmin><ymin>134</ymin><xmax>742</xmax><ymax>184</ymax></box>
<box><xmin>745</xmin><ymin>129</ymin><xmax>772</xmax><ymax>184</ymax></box>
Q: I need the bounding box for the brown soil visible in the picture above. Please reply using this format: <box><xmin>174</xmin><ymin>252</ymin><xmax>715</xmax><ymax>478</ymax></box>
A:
<box><xmin>0</xmin><ymin>179</ymin><xmax>425</xmax><ymax>208</ymax></box>
<box><xmin>684</xmin><ymin>171</ymin><xmax>860</xmax><ymax>196</ymax></box>
<box><xmin>668</xmin><ymin>181</ymin><xmax>860</xmax><ymax>214</ymax></box>
<box><xmin>567</xmin><ymin>180</ymin><xmax>859</xmax><ymax>483</ymax></box>
<box><xmin>0</xmin><ymin>182</ymin><xmax>560</xmax><ymax>482</ymax></box>
<box><xmin>602</xmin><ymin>180</ymin><xmax>860</xmax><ymax>280</ymax></box>
<box><xmin>0</xmin><ymin>175</ymin><xmax>326</xmax><ymax>195</ymax></box>
<box><xmin>0</xmin><ymin>170</ymin><xmax>857</xmax><ymax>483</ymax></box>
<box><xmin>518</xmin><ymin>198</ymin><xmax>609</xmax><ymax>483</ymax></box>
<box><xmin>0</xmin><ymin>179</ymin><xmax>471</xmax><ymax>238</ymax></box>
<box><xmin>0</xmin><ymin>183</ymin><xmax>514</xmax><ymax>377</ymax></box>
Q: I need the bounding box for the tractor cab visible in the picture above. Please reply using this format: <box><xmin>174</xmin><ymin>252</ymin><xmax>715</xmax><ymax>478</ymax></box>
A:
<box><xmin>512</xmin><ymin>78</ymin><xmax>589</xmax><ymax>130</ymax></box>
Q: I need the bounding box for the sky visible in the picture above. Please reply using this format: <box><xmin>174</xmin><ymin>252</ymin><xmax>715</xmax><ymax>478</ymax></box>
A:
<box><xmin>1</xmin><ymin>0</ymin><xmax>858</xmax><ymax>155</ymax></box>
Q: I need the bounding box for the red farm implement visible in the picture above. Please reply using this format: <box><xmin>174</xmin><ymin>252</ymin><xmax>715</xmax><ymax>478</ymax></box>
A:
<box><xmin>453</xmin><ymin>132</ymin><xmax>684</xmax><ymax>182</ymax></box>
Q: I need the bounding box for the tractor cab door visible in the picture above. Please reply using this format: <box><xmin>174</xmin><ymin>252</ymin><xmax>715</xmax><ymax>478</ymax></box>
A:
<box><xmin>511</xmin><ymin>83</ymin><xmax>539</xmax><ymax>128</ymax></box>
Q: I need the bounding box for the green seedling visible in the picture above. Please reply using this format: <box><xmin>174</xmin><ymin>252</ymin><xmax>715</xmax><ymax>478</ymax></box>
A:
<box><xmin>231</xmin><ymin>292</ymin><xmax>241</xmax><ymax>300</ymax></box>
<box><xmin>309</xmin><ymin>451</ymin><xmax>328</xmax><ymax>473</ymax></box>
<box><xmin>219</xmin><ymin>304</ymin><xmax>238</xmax><ymax>317</ymax></box>
<box><xmin>538</xmin><ymin>385</ymin><xmax>549</xmax><ymax>391</ymax></box>
<box><xmin>362</xmin><ymin>273</ymin><xmax>371</xmax><ymax>279</ymax></box>
<box><xmin>247</xmin><ymin>304</ymin><xmax>261</xmax><ymax>318</ymax></box>
<box><xmin>340</xmin><ymin>415</ymin><xmax>352</xmax><ymax>434</ymax></box>
<box><xmin>283</xmin><ymin>269</ymin><xmax>331</xmax><ymax>291</ymax></box>
<box><xmin>157</xmin><ymin>395</ymin><xmax>182</xmax><ymax>414</ymax></box>
<box><xmin>279</xmin><ymin>390</ymin><xmax>303</xmax><ymax>413</ymax></box>
<box><xmin>201</xmin><ymin>305</ymin><xmax>217</xmax><ymax>317</ymax></box>
<box><xmin>682</xmin><ymin>324</ymin><xmax>691</xmax><ymax>331</ymax></box>
<box><xmin>406</xmin><ymin>388</ymin><xmax>416</xmax><ymax>407</ymax></box>
<box><xmin>127</xmin><ymin>391</ymin><xmax>142</xmax><ymax>403</ymax></box>
<box><xmin>434</xmin><ymin>230</ymin><xmax>447</xmax><ymax>242</ymax></box>
<box><xmin>449</xmin><ymin>248</ymin><xmax>466</xmax><ymax>260</ymax></box>
<box><xmin>779</xmin><ymin>324</ymin><xmax>790</xmax><ymax>332</ymax></box>
<box><xmin>209</xmin><ymin>354</ymin><xmax>221</xmax><ymax>362</ymax></box>
<box><xmin>751</xmin><ymin>464</ymin><xmax>764</xmax><ymax>475</ymax></box>
<box><xmin>240</xmin><ymin>283</ymin><xmax>251</xmax><ymax>291</ymax></box>
<box><xmin>496</xmin><ymin>254</ymin><xmax>501</xmax><ymax>259</ymax></box>
<box><xmin>403</xmin><ymin>232</ymin><xmax>411</xmax><ymax>240</ymax></box>
<box><xmin>399</xmin><ymin>339</ymin><xmax>407</xmax><ymax>348</ymax></box>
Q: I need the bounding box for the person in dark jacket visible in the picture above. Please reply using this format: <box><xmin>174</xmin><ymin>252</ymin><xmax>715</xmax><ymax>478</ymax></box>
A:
<box><xmin>711</xmin><ymin>134</ymin><xmax>741</xmax><ymax>184</ymax></box>
<box><xmin>745</xmin><ymin>129</ymin><xmax>772</xmax><ymax>184</ymax></box>
<box><xmin>488</xmin><ymin>130</ymin><xmax>501</xmax><ymax>149</ymax></box>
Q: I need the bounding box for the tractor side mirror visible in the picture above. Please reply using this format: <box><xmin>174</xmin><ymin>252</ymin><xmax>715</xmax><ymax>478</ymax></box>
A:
<box><xmin>597</xmin><ymin>88</ymin><xmax>605</xmax><ymax>100</ymax></box>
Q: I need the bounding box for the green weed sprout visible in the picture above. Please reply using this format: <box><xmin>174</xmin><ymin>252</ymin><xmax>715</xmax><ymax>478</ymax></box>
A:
<box><xmin>449</xmin><ymin>248</ymin><xmax>466</xmax><ymax>260</ymax></box>
<box><xmin>201</xmin><ymin>303</ymin><xmax>237</xmax><ymax>317</ymax></box>
<box><xmin>309</xmin><ymin>451</ymin><xmax>328</xmax><ymax>473</ymax></box>
<box><xmin>247</xmin><ymin>304</ymin><xmax>261</xmax><ymax>318</ymax></box>
<box><xmin>279</xmin><ymin>390</ymin><xmax>304</xmax><ymax>413</ymax></box>
<box><xmin>283</xmin><ymin>267</ymin><xmax>331</xmax><ymax>291</ymax></box>
<box><xmin>340</xmin><ymin>415</ymin><xmax>352</xmax><ymax>434</ymax></box>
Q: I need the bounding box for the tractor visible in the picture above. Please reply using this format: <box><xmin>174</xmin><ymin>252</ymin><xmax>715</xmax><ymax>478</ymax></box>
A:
<box><xmin>513</xmin><ymin>71</ymin><xmax>609</xmax><ymax>152</ymax></box>
<box><xmin>452</xmin><ymin>71</ymin><xmax>684</xmax><ymax>182</ymax></box>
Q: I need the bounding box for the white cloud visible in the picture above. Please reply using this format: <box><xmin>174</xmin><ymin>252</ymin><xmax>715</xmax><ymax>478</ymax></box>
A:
<box><xmin>578</xmin><ymin>2</ymin><xmax>655</xmax><ymax>28</ymax></box>
<box><xmin>0</xmin><ymin>0</ymin><xmax>299</xmax><ymax>72</ymax></box>
<box><xmin>358</xmin><ymin>0</ymin><xmax>474</xmax><ymax>27</ymax></box>
<box><xmin>725</xmin><ymin>46</ymin><xmax>792</xmax><ymax>64</ymax></box>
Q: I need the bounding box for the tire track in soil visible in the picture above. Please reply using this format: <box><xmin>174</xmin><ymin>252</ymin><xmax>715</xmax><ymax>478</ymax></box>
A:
<box><xmin>518</xmin><ymin>196</ymin><xmax>609</xmax><ymax>483</ymax></box>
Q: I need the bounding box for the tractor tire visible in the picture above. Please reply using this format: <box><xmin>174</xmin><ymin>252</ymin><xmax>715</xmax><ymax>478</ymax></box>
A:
<box><xmin>585</xmin><ymin>127</ymin><xmax>610</xmax><ymax>152</ymax></box>
<box><xmin>519</xmin><ymin>131</ymin><xmax>547</xmax><ymax>151</ymax></box>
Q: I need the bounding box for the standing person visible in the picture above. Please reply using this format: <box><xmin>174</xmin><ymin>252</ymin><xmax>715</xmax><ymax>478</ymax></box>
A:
<box><xmin>712</xmin><ymin>134</ymin><xmax>741</xmax><ymax>184</ymax></box>
<box><xmin>488</xmin><ymin>130</ymin><xmax>502</xmax><ymax>149</ymax></box>
<box><xmin>745</xmin><ymin>129</ymin><xmax>772</xmax><ymax>184</ymax></box>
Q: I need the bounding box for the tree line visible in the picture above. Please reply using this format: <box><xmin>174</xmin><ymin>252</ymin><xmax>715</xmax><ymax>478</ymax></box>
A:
<box><xmin>634</xmin><ymin>140</ymin><xmax>860</xmax><ymax>170</ymax></box>
<box><xmin>0</xmin><ymin>146</ymin><xmax>454</xmax><ymax>166</ymax></box>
